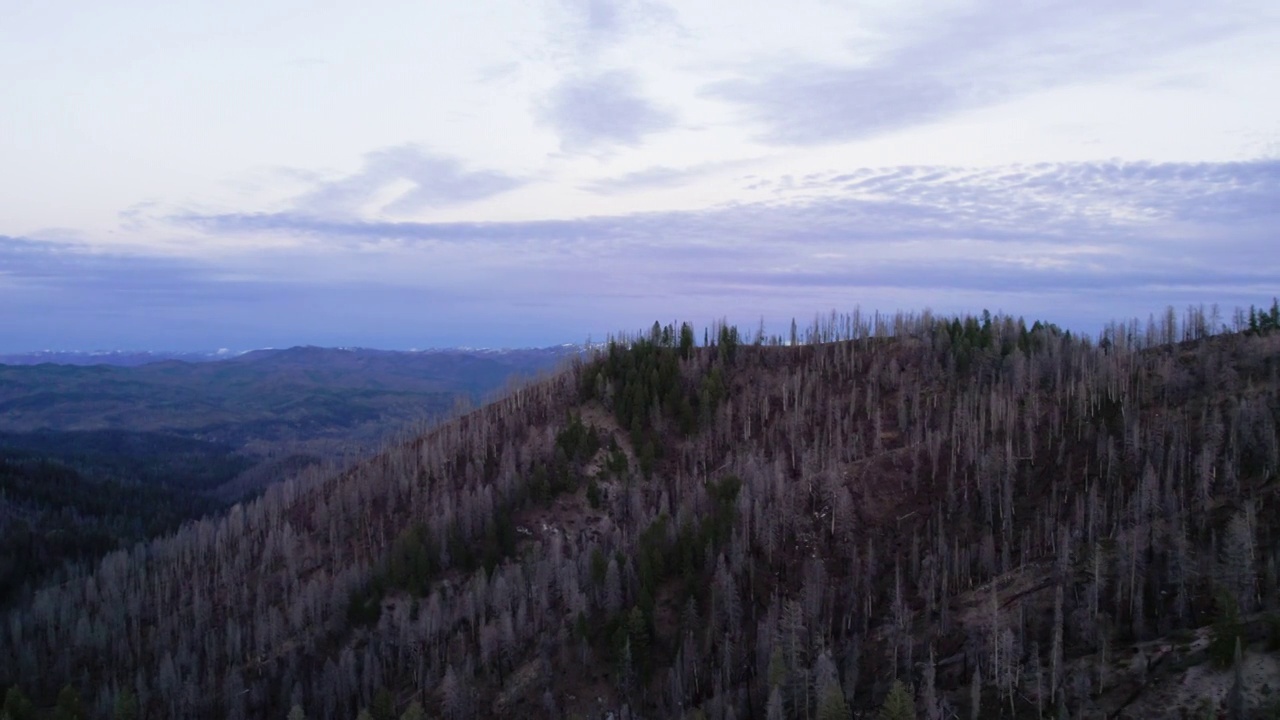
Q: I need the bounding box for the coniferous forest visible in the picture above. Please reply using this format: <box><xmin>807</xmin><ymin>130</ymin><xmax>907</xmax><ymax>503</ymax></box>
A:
<box><xmin>2</xmin><ymin>303</ymin><xmax>1279</xmax><ymax>719</ymax></box>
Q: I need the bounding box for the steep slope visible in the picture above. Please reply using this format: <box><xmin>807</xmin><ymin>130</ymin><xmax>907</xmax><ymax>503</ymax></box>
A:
<box><xmin>1</xmin><ymin>312</ymin><xmax>1277</xmax><ymax>719</ymax></box>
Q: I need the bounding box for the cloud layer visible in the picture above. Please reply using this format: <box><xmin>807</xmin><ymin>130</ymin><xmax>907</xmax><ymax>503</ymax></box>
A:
<box><xmin>5</xmin><ymin>157</ymin><xmax>1276</xmax><ymax>351</ymax></box>
<box><xmin>704</xmin><ymin>1</ymin><xmax>1257</xmax><ymax>145</ymax></box>
<box><xmin>538</xmin><ymin>71</ymin><xmax>676</xmax><ymax>151</ymax></box>
<box><xmin>181</xmin><ymin>159</ymin><xmax>1279</xmax><ymax>247</ymax></box>
<box><xmin>3</xmin><ymin>0</ymin><xmax>1276</xmax><ymax>351</ymax></box>
<box><xmin>291</xmin><ymin>145</ymin><xmax>525</xmax><ymax>216</ymax></box>
<box><xmin>34</xmin><ymin>158</ymin><xmax>1266</xmax><ymax>347</ymax></box>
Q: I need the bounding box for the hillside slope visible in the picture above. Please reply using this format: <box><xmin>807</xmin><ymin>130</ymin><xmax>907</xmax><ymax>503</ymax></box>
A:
<box><xmin>0</xmin><ymin>346</ymin><xmax>573</xmax><ymax>606</ymax></box>
<box><xmin>1</xmin><ymin>312</ymin><xmax>1277</xmax><ymax>719</ymax></box>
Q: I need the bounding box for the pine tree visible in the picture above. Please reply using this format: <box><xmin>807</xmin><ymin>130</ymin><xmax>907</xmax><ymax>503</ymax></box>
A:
<box><xmin>113</xmin><ymin>689</ymin><xmax>139</xmax><ymax>720</ymax></box>
<box><xmin>1221</xmin><ymin>510</ymin><xmax>1257</xmax><ymax>613</ymax></box>
<box><xmin>680</xmin><ymin>323</ymin><xmax>696</xmax><ymax>359</ymax></box>
<box><xmin>766</xmin><ymin>687</ymin><xmax>785</xmax><ymax>720</ymax></box>
<box><xmin>441</xmin><ymin>665</ymin><xmax>466</xmax><ymax>720</ymax></box>
<box><xmin>879</xmin><ymin>680</ymin><xmax>915</xmax><ymax>720</ymax></box>
<box><xmin>817</xmin><ymin>686</ymin><xmax>852</xmax><ymax>720</ymax></box>
<box><xmin>1229</xmin><ymin>637</ymin><xmax>1246</xmax><ymax>720</ymax></box>
<box><xmin>399</xmin><ymin>701</ymin><xmax>426</xmax><ymax>720</ymax></box>
<box><xmin>2</xmin><ymin>686</ymin><xmax>34</xmax><ymax>720</ymax></box>
<box><xmin>970</xmin><ymin>666</ymin><xmax>982</xmax><ymax>720</ymax></box>
<box><xmin>780</xmin><ymin>599</ymin><xmax>809</xmax><ymax>718</ymax></box>
<box><xmin>767</xmin><ymin>644</ymin><xmax>788</xmax><ymax>708</ymax></box>
<box><xmin>371</xmin><ymin>688</ymin><xmax>395</xmax><ymax>720</ymax></box>
<box><xmin>920</xmin><ymin>647</ymin><xmax>941</xmax><ymax>720</ymax></box>
<box><xmin>53</xmin><ymin>685</ymin><xmax>84</xmax><ymax>720</ymax></box>
<box><xmin>1211</xmin><ymin>592</ymin><xmax>1244</xmax><ymax>668</ymax></box>
<box><xmin>814</xmin><ymin>650</ymin><xmax>850</xmax><ymax>720</ymax></box>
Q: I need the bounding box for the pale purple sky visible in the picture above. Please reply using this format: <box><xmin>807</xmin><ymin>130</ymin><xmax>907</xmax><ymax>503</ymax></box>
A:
<box><xmin>2</xmin><ymin>0</ymin><xmax>1277</xmax><ymax>351</ymax></box>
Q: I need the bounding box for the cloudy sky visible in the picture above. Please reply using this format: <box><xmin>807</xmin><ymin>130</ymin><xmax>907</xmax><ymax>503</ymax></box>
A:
<box><xmin>2</xmin><ymin>0</ymin><xmax>1277</xmax><ymax>351</ymax></box>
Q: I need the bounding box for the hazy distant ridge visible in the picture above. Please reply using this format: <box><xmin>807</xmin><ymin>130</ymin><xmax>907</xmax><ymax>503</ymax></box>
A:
<box><xmin>0</xmin><ymin>344</ymin><xmax>584</xmax><ymax>367</ymax></box>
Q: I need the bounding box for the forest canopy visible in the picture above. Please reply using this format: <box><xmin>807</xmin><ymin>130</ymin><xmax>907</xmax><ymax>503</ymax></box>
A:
<box><xmin>1</xmin><ymin>302</ymin><xmax>1278</xmax><ymax>719</ymax></box>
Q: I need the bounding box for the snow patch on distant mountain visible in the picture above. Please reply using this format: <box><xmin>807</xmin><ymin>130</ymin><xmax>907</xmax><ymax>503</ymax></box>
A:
<box><xmin>0</xmin><ymin>349</ymin><xmax>250</xmax><ymax>366</ymax></box>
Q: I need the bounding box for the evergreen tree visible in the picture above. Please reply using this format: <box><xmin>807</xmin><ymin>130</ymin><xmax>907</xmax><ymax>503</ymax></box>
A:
<box><xmin>880</xmin><ymin>680</ymin><xmax>915</xmax><ymax>720</ymax></box>
<box><xmin>2</xmin><ymin>686</ymin><xmax>34</xmax><ymax>720</ymax></box>
<box><xmin>113</xmin><ymin>688</ymin><xmax>139</xmax><ymax>720</ymax></box>
<box><xmin>399</xmin><ymin>701</ymin><xmax>426</xmax><ymax>720</ymax></box>
<box><xmin>766</xmin><ymin>686</ymin><xmax>785</xmax><ymax>720</ymax></box>
<box><xmin>441</xmin><ymin>665</ymin><xmax>467</xmax><ymax>720</ymax></box>
<box><xmin>814</xmin><ymin>650</ymin><xmax>850</xmax><ymax>720</ymax></box>
<box><xmin>1211</xmin><ymin>592</ymin><xmax>1244</xmax><ymax>668</ymax></box>
<box><xmin>53</xmin><ymin>685</ymin><xmax>85</xmax><ymax>720</ymax></box>
<box><xmin>970</xmin><ymin>666</ymin><xmax>982</xmax><ymax>720</ymax></box>
<box><xmin>1229</xmin><ymin>637</ymin><xmax>1246</xmax><ymax>720</ymax></box>
<box><xmin>920</xmin><ymin>647</ymin><xmax>941</xmax><ymax>720</ymax></box>
<box><xmin>371</xmin><ymin>688</ymin><xmax>395</xmax><ymax>720</ymax></box>
<box><xmin>817</xmin><ymin>686</ymin><xmax>852</xmax><ymax>720</ymax></box>
<box><xmin>680</xmin><ymin>322</ymin><xmax>696</xmax><ymax>359</ymax></box>
<box><xmin>767</xmin><ymin>645</ymin><xmax>788</xmax><ymax>699</ymax></box>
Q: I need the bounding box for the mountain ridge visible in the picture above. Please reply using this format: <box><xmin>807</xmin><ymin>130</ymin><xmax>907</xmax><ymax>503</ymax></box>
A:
<box><xmin>2</xmin><ymin>310</ymin><xmax>1278</xmax><ymax>719</ymax></box>
<box><xmin>0</xmin><ymin>344</ymin><xmax>586</xmax><ymax>368</ymax></box>
<box><xmin>0</xmin><ymin>344</ymin><xmax>581</xmax><ymax>608</ymax></box>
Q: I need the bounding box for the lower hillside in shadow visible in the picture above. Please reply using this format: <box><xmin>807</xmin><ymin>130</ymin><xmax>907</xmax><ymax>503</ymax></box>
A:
<box><xmin>0</xmin><ymin>345</ymin><xmax>575</xmax><ymax>605</ymax></box>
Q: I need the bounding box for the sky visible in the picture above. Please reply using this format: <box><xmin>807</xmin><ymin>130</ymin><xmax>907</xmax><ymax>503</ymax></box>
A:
<box><xmin>2</xmin><ymin>0</ymin><xmax>1278</xmax><ymax>351</ymax></box>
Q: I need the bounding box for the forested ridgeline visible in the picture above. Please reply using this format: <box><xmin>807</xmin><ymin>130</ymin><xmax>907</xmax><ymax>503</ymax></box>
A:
<box><xmin>1</xmin><ymin>306</ymin><xmax>1278</xmax><ymax>719</ymax></box>
<box><xmin>0</xmin><ymin>442</ymin><xmax>228</xmax><ymax>608</ymax></box>
<box><xmin>0</xmin><ymin>345</ymin><xmax>577</xmax><ymax>606</ymax></box>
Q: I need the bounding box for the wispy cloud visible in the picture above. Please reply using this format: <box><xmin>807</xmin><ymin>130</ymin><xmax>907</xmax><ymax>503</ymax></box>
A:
<box><xmin>538</xmin><ymin>0</ymin><xmax>683</xmax><ymax>154</ymax></box>
<box><xmin>291</xmin><ymin>145</ymin><xmax>525</xmax><ymax>217</ymax></box>
<box><xmin>0</xmin><ymin>236</ymin><xmax>204</xmax><ymax>290</ymax></box>
<box><xmin>582</xmin><ymin>160</ymin><xmax>758</xmax><ymax>194</ymax></box>
<box><xmin>556</xmin><ymin>0</ymin><xmax>681</xmax><ymax>56</ymax></box>
<box><xmin>173</xmin><ymin>158</ymin><xmax>1280</xmax><ymax>325</ymax></box>
<box><xmin>537</xmin><ymin>71</ymin><xmax>677</xmax><ymax>152</ymax></box>
<box><xmin>181</xmin><ymin>159</ymin><xmax>1279</xmax><ymax>249</ymax></box>
<box><xmin>704</xmin><ymin>0</ymin><xmax>1260</xmax><ymax>145</ymax></box>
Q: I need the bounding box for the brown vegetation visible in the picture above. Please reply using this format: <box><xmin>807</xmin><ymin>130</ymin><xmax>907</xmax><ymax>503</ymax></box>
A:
<box><xmin>2</xmin><ymin>305</ymin><xmax>1278</xmax><ymax>719</ymax></box>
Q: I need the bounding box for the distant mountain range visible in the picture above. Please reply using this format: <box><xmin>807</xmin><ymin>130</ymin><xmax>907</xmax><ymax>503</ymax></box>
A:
<box><xmin>0</xmin><ymin>344</ymin><xmax>582</xmax><ymax>367</ymax></box>
<box><xmin>0</xmin><ymin>344</ymin><xmax>584</xmax><ymax>474</ymax></box>
<box><xmin>0</xmin><ymin>344</ymin><xmax>582</xmax><ymax>603</ymax></box>
<box><xmin>0</xmin><ymin>349</ymin><xmax>244</xmax><ymax>365</ymax></box>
